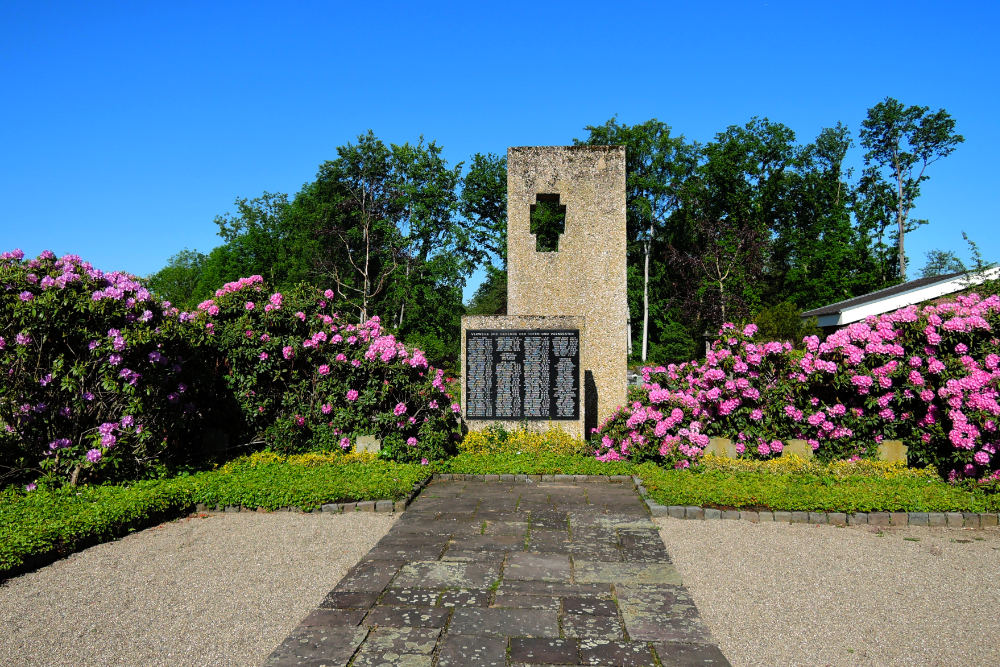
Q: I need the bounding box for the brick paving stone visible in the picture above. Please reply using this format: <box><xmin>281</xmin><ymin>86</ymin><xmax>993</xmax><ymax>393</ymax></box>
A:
<box><xmin>332</xmin><ymin>560</ymin><xmax>404</xmax><ymax>593</ymax></box>
<box><xmin>492</xmin><ymin>593</ymin><xmax>562</xmax><ymax>610</ymax></box>
<box><xmin>578</xmin><ymin>638</ymin><xmax>657</xmax><ymax>666</ymax></box>
<box><xmin>562</xmin><ymin>613</ymin><xmax>624</xmax><ymax>640</ymax></box>
<box><xmin>510</xmin><ymin>637</ymin><xmax>581</xmax><ymax>663</ymax></box>
<box><xmin>350</xmin><ymin>627</ymin><xmax>440</xmax><ymax>665</ymax></box>
<box><xmin>449</xmin><ymin>607</ymin><xmax>560</xmax><ymax>637</ymax></box>
<box><xmin>390</xmin><ymin>560</ymin><xmax>499</xmax><ymax>589</ymax></box>
<box><xmin>299</xmin><ymin>608</ymin><xmax>367</xmax><ymax>627</ymax></box>
<box><xmin>435</xmin><ymin>634</ymin><xmax>508</xmax><ymax>666</ymax></box>
<box><xmin>362</xmin><ymin>605</ymin><xmax>450</xmax><ymax>628</ymax></box>
<box><xmin>319</xmin><ymin>591</ymin><xmax>380</xmax><ymax>609</ymax></box>
<box><xmin>436</xmin><ymin>588</ymin><xmax>492</xmax><ymax>607</ymax></box>
<box><xmin>563</xmin><ymin>596</ymin><xmax>618</xmax><ymax>616</ymax></box>
<box><xmin>448</xmin><ymin>534</ymin><xmax>524</xmax><ymax>551</ymax></box>
<box><xmin>653</xmin><ymin>640</ymin><xmax>732</xmax><ymax>665</ymax></box>
<box><xmin>498</xmin><ymin>580</ymin><xmax>613</xmax><ymax>598</ymax></box>
<box><xmin>507</xmin><ymin>552</ymin><xmax>573</xmax><ymax>582</ymax></box>
<box><xmin>265</xmin><ymin>626</ymin><xmax>368</xmax><ymax>666</ymax></box>
<box><xmin>527</xmin><ymin>529</ymin><xmax>574</xmax><ymax>551</ymax></box>
<box><xmin>376</xmin><ymin>589</ymin><xmax>440</xmax><ymax>607</ymax></box>
<box><xmin>574</xmin><ymin>560</ymin><xmax>683</xmax><ymax>585</ymax></box>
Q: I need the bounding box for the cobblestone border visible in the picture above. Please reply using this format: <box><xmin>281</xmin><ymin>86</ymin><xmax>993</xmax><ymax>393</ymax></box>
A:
<box><xmin>191</xmin><ymin>472</ymin><xmax>1000</xmax><ymax>528</ymax></box>
<box><xmin>631</xmin><ymin>475</ymin><xmax>1000</xmax><ymax>529</ymax></box>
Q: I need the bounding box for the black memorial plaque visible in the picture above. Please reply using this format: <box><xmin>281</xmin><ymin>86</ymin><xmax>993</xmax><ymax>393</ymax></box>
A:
<box><xmin>465</xmin><ymin>329</ymin><xmax>579</xmax><ymax>420</ymax></box>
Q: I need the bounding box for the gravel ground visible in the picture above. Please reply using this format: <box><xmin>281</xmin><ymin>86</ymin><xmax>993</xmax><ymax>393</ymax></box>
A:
<box><xmin>655</xmin><ymin>518</ymin><xmax>1000</xmax><ymax>666</ymax></box>
<box><xmin>0</xmin><ymin>511</ymin><xmax>396</xmax><ymax>667</ymax></box>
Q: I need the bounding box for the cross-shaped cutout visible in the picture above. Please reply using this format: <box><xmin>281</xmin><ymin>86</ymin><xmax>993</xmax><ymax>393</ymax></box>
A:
<box><xmin>530</xmin><ymin>193</ymin><xmax>566</xmax><ymax>252</ymax></box>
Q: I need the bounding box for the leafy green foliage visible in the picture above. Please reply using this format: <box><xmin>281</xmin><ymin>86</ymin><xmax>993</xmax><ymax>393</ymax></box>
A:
<box><xmin>637</xmin><ymin>462</ymin><xmax>998</xmax><ymax>513</ymax></box>
<box><xmin>0</xmin><ymin>456</ymin><xmax>428</xmax><ymax>578</ymax></box>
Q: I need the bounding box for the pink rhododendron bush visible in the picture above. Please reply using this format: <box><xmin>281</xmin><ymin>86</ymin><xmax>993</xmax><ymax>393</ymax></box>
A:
<box><xmin>186</xmin><ymin>277</ymin><xmax>461</xmax><ymax>463</ymax></box>
<box><xmin>0</xmin><ymin>250</ymin><xmax>217</xmax><ymax>486</ymax></box>
<box><xmin>1</xmin><ymin>251</ymin><xmax>461</xmax><ymax>488</ymax></box>
<box><xmin>596</xmin><ymin>295</ymin><xmax>1000</xmax><ymax>482</ymax></box>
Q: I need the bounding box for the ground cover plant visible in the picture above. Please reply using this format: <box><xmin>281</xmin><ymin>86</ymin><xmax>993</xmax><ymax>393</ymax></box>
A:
<box><xmin>596</xmin><ymin>297</ymin><xmax>1000</xmax><ymax>483</ymax></box>
<box><xmin>0</xmin><ymin>452</ymin><xmax>428</xmax><ymax>579</ymax></box>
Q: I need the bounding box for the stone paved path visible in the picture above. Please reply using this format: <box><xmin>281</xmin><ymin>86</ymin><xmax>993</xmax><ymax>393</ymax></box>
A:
<box><xmin>267</xmin><ymin>478</ymin><xmax>730</xmax><ymax>666</ymax></box>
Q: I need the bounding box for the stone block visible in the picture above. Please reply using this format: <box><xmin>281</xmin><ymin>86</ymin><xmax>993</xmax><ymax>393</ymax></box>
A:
<box><xmin>908</xmin><ymin>512</ymin><xmax>929</xmax><ymax>526</ymax></box>
<box><xmin>721</xmin><ymin>510</ymin><xmax>740</xmax><ymax>521</ymax></box>
<box><xmin>848</xmin><ymin>513</ymin><xmax>868</xmax><ymax>525</ymax></box>
<box><xmin>808</xmin><ymin>512</ymin><xmax>827</xmax><ymax>524</ymax></box>
<box><xmin>356</xmin><ymin>501</ymin><xmax>376</xmax><ymax>512</ymax></box>
<box><xmin>782</xmin><ymin>439</ymin><xmax>813</xmax><ymax>459</ymax></box>
<box><xmin>963</xmin><ymin>512</ymin><xmax>981</xmax><ymax>528</ymax></box>
<box><xmin>375</xmin><ymin>500</ymin><xmax>393</xmax><ymax>512</ymax></box>
<box><xmin>647</xmin><ymin>503</ymin><xmax>668</xmax><ymax>517</ymax></box>
<box><xmin>773</xmin><ymin>511</ymin><xmax>792</xmax><ymax>523</ymax></box>
<box><xmin>927</xmin><ymin>513</ymin><xmax>946</xmax><ymax>527</ymax></box>
<box><xmin>667</xmin><ymin>506</ymin><xmax>685</xmax><ymax>519</ymax></box>
<box><xmin>878</xmin><ymin>439</ymin><xmax>907</xmax><ymax>463</ymax></box>
<box><xmin>355</xmin><ymin>435</ymin><xmax>381</xmax><ymax>455</ymax></box>
<box><xmin>706</xmin><ymin>437</ymin><xmax>736</xmax><ymax>458</ymax></box>
<box><xmin>393</xmin><ymin>501</ymin><xmax>406</xmax><ymax>512</ymax></box>
<box><xmin>890</xmin><ymin>512</ymin><xmax>909</xmax><ymax>526</ymax></box>
<box><xmin>499</xmin><ymin>474</ymin><xmax>515</xmax><ymax>482</ymax></box>
<box><xmin>684</xmin><ymin>506</ymin><xmax>704</xmax><ymax>520</ymax></box>
<box><xmin>945</xmin><ymin>512</ymin><xmax>964</xmax><ymax>527</ymax></box>
<box><xmin>828</xmin><ymin>513</ymin><xmax>847</xmax><ymax>526</ymax></box>
<box><xmin>868</xmin><ymin>512</ymin><xmax>890</xmax><ymax>526</ymax></box>
<box><xmin>790</xmin><ymin>511</ymin><xmax>809</xmax><ymax>523</ymax></box>
<box><xmin>981</xmin><ymin>513</ymin><xmax>999</xmax><ymax>528</ymax></box>
<box><xmin>704</xmin><ymin>508</ymin><xmax>722</xmax><ymax>520</ymax></box>
<box><xmin>321</xmin><ymin>503</ymin><xmax>342</xmax><ymax>513</ymax></box>
<box><xmin>741</xmin><ymin>511</ymin><xmax>759</xmax><ymax>522</ymax></box>
<box><xmin>757</xmin><ymin>511</ymin><xmax>774</xmax><ymax>522</ymax></box>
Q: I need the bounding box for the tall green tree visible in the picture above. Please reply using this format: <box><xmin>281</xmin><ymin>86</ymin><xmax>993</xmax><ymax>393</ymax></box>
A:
<box><xmin>576</xmin><ymin>118</ymin><xmax>698</xmax><ymax>361</ymax></box>
<box><xmin>145</xmin><ymin>248</ymin><xmax>207</xmax><ymax>309</ymax></box>
<box><xmin>460</xmin><ymin>152</ymin><xmax>508</xmax><ymax>269</ymax></box>
<box><xmin>858</xmin><ymin>97</ymin><xmax>964</xmax><ymax>280</ymax></box>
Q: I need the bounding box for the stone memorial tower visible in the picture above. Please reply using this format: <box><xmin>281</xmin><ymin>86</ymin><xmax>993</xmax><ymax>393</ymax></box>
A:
<box><xmin>461</xmin><ymin>146</ymin><xmax>627</xmax><ymax>439</ymax></box>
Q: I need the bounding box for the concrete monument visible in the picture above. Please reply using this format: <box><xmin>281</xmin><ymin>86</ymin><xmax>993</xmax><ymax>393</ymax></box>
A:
<box><xmin>460</xmin><ymin>146</ymin><xmax>627</xmax><ymax>438</ymax></box>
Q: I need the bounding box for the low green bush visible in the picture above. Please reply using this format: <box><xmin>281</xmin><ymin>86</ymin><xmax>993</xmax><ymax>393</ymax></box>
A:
<box><xmin>442</xmin><ymin>452</ymin><xmax>635</xmax><ymax>476</ymax></box>
<box><xmin>636</xmin><ymin>462</ymin><xmax>1000</xmax><ymax>513</ymax></box>
<box><xmin>0</xmin><ymin>454</ymin><xmax>427</xmax><ymax>579</ymax></box>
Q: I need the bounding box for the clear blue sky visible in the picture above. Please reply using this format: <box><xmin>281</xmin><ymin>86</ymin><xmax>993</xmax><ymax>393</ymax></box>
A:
<box><xmin>2</xmin><ymin>1</ymin><xmax>997</xmax><ymax>302</ymax></box>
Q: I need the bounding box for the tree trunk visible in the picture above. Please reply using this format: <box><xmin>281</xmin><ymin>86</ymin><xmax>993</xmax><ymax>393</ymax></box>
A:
<box><xmin>642</xmin><ymin>235</ymin><xmax>650</xmax><ymax>362</ymax></box>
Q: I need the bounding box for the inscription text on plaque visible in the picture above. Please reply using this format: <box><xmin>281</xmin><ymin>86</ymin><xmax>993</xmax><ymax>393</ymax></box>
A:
<box><xmin>465</xmin><ymin>329</ymin><xmax>579</xmax><ymax>420</ymax></box>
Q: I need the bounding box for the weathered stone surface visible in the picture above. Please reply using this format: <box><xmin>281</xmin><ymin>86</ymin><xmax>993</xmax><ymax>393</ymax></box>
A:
<box><xmin>878</xmin><ymin>439</ymin><xmax>907</xmax><ymax>463</ymax></box>
<box><xmin>789</xmin><ymin>511</ymin><xmax>809</xmax><ymax>523</ymax></box>
<box><xmin>333</xmin><ymin>560</ymin><xmax>403</xmax><ymax>593</ymax></box>
<box><xmin>704</xmin><ymin>508</ymin><xmax>723</xmax><ymax>520</ymax></box>
<box><xmin>299</xmin><ymin>608</ymin><xmax>366</xmax><ymax>627</ymax></box>
<box><xmin>577</xmin><ymin>639</ymin><xmax>657</xmax><ymax>666</ymax></box>
<box><xmin>562</xmin><ymin>613</ymin><xmax>624</xmax><ymax>640</ymax></box>
<box><xmin>350</xmin><ymin>626</ymin><xmax>440</xmax><ymax>665</ymax></box>
<box><xmin>265</xmin><ymin>626</ymin><xmax>368</xmax><ymax>666</ymax></box>
<box><xmin>945</xmin><ymin>512</ymin><xmax>964</xmax><ymax>527</ymax></box>
<box><xmin>435</xmin><ymin>634</ymin><xmax>507</xmax><ymax>666</ymax></box>
<box><xmin>848</xmin><ymin>513</ymin><xmax>868</xmax><ymax>525</ymax></box>
<box><xmin>319</xmin><ymin>591</ymin><xmax>379</xmax><ymax>610</ymax></box>
<box><xmin>510</xmin><ymin>637</ymin><xmax>581</xmax><ymax>663</ymax></box>
<box><xmin>390</xmin><ymin>560</ymin><xmax>499</xmax><ymax>589</ymax></box>
<box><xmin>449</xmin><ymin>607</ymin><xmax>560</xmax><ymax>637</ymax></box>
<box><xmin>721</xmin><ymin>510</ymin><xmax>741</xmax><ymax>521</ymax></box>
<box><xmin>828</xmin><ymin>512</ymin><xmax>847</xmax><ymax>526</ymax></box>
<box><xmin>927</xmin><ymin>513</ymin><xmax>947</xmax><ymax>527</ymax></box>
<box><xmin>506</xmin><ymin>552</ymin><xmax>572</xmax><ymax>582</ymax></box>
<box><xmin>782</xmin><ymin>439</ymin><xmax>813</xmax><ymax>459</ymax></box>
<box><xmin>574</xmin><ymin>560</ymin><xmax>682</xmax><ymax>586</ymax></box>
<box><xmin>772</xmin><ymin>511</ymin><xmax>791</xmax><ymax>523</ymax></box>
<box><xmin>890</xmin><ymin>512</ymin><xmax>909</xmax><ymax>526</ymax></box>
<box><xmin>868</xmin><ymin>512</ymin><xmax>891</xmax><ymax>526</ymax></box>
<box><xmin>362</xmin><ymin>605</ymin><xmax>450</xmax><ymax>628</ymax></box>
<box><xmin>492</xmin><ymin>593</ymin><xmax>561</xmax><ymax>610</ymax></box>
<box><xmin>808</xmin><ymin>512</ymin><xmax>827</xmax><ymax>524</ymax></box>
<box><xmin>654</xmin><ymin>640</ymin><xmax>732</xmax><ymax>665</ymax></box>
<box><xmin>909</xmin><ymin>512</ymin><xmax>929</xmax><ymax>526</ymax></box>
<box><xmin>437</xmin><ymin>588</ymin><xmax>493</xmax><ymax>608</ymax></box>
